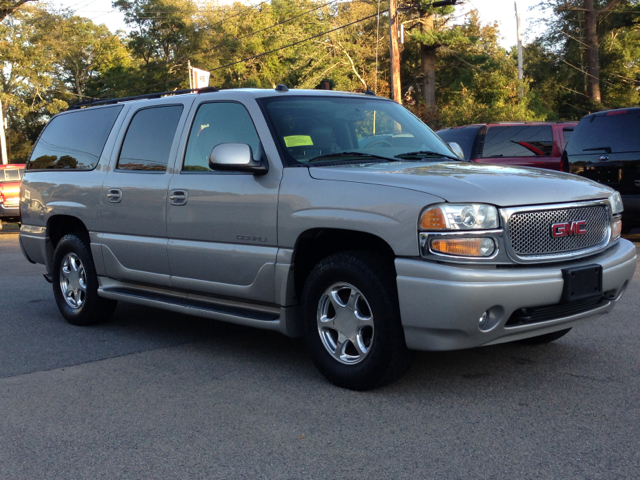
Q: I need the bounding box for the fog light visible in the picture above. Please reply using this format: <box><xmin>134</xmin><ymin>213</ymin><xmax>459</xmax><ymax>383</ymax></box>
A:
<box><xmin>478</xmin><ymin>311</ymin><xmax>489</xmax><ymax>331</ymax></box>
<box><xmin>611</xmin><ymin>217</ymin><xmax>622</xmax><ymax>240</ymax></box>
<box><xmin>431</xmin><ymin>237</ymin><xmax>496</xmax><ymax>257</ymax></box>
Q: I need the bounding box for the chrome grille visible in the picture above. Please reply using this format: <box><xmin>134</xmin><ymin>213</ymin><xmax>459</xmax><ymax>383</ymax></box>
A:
<box><xmin>508</xmin><ymin>205</ymin><xmax>609</xmax><ymax>257</ymax></box>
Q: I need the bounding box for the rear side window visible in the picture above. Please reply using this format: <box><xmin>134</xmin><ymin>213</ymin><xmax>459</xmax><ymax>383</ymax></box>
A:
<box><xmin>566</xmin><ymin>111</ymin><xmax>640</xmax><ymax>155</ymax></box>
<box><xmin>28</xmin><ymin>105</ymin><xmax>123</xmax><ymax>170</ymax></box>
<box><xmin>117</xmin><ymin>105</ymin><xmax>183</xmax><ymax>171</ymax></box>
<box><xmin>482</xmin><ymin>126</ymin><xmax>553</xmax><ymax>158</ymax></box>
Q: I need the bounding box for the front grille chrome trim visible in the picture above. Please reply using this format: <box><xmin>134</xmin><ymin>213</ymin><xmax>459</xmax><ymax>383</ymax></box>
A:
<box><xmin>501</xmin><ymin>199</ymin><xmax>612</xmax><ymax>264</ymax></box>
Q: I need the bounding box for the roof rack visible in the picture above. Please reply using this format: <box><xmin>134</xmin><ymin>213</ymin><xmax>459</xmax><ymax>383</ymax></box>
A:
<box><xmin>66</xmin><ymin>86</ymin><xmax>220</xmax><ymax>110</ymax></box>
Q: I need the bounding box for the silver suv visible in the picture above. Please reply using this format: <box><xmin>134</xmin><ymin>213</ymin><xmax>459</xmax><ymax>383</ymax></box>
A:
<box><xmin>19</xmin><ymin>87</ymin><xmax>637</xmax><ymax>390</ymax></box>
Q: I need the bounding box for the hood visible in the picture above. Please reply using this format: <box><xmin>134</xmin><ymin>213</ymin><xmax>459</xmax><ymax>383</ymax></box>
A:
<box><xmin>308</xmin><ymin>162</ymin><xmax>613</xmax><ymax>207</ymax></box>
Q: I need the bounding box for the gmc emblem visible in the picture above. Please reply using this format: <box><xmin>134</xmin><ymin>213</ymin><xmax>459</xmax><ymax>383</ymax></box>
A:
<box><xmin>551</xmin><ymin>220</ymin><xmax>587</xmax><ymax>238</ymax></box>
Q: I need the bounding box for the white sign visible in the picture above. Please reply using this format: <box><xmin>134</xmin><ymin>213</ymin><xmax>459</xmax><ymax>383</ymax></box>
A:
<box><xmin>191</xmin><ymin>67</ymin><xmax>210</xmax><ymax>89</ymax></box>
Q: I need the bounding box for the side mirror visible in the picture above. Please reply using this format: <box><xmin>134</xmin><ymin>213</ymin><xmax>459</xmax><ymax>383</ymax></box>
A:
<box><xmin>448</xmin><ymin>142</ymin><xmax>465</xmax><ymax>160</ymax></box>
<box><xmin>208</xmin><ymin>143</ymin><xmax>268</xmax><ymax>175</ymax></box>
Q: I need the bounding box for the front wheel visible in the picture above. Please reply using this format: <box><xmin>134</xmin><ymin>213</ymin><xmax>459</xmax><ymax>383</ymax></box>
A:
<box><xmin>52</xmin><ymin>234</ymin><xmax>117</xmax><ymax>326</ymax></box>
<box><xmin>302</xmin><ymin>251</ymin><xmax>413</xmax><ymax>390</ymax></box>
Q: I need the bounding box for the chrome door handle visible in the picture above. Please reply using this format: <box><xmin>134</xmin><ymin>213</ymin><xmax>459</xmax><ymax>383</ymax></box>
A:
<box><xmin>598</xmin><ymin>155</ymin><xmax>609</xmax><ymax>162</ymax></box>
<box><xmin>170</xmin><ymin>190</ymin><xmax>188</xmax><ymax>206</ymax></box>
<box><xmin>107</xmin><ymin>189</ymin><xmax>122</xmax><ymax>203</ymax></box>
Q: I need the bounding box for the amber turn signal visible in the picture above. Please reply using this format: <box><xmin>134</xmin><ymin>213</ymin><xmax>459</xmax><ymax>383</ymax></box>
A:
<box><xmin>431</xmin><ymin>237</ymin><xmax>496</xmax><ymax>257</ymax></box>
<box><xmin>420</xmin><ymin>207</ymin><xmax>447</xmax><ymax>230</ymax></box>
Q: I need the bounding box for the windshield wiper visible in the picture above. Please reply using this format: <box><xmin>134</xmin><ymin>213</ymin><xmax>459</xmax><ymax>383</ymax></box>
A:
<box><xmin>308</xmin><ymin>151</ymin><xmax>400</xmax><ymax>163</ymax></box>
<box><xmin>395</xmin><ymin>150</ymin><xmax>463</xmax><ymax>162</ymax></box>
<box><xmin>583</xmin><ymin>146</ymin><xmax>612</xmax><ymax>153</ymax></box>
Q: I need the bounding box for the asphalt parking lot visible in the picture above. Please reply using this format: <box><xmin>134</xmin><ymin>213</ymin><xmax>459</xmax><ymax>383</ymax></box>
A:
<box><xmin>1</xmin><ymin>233</ymin><xmax>639</xmax><ymax>479</ymax></box>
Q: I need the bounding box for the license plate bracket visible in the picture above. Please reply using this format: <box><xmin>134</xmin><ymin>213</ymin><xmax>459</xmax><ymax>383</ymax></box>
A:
<box><xmin>561</xmin><ymin>264</ymin><xmax>602</xmax><ymax>303</ymax></box>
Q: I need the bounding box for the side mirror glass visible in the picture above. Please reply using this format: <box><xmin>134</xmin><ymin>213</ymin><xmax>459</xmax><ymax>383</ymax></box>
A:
<box><xmin>208</xmin><ymin>143</ymin><xmax>268</xmax><ymax>175</ymax></box>
<box><xmin>448</xmin><ymin>142</ymin><xmax>465</xmax><ymax>160</ymax></box>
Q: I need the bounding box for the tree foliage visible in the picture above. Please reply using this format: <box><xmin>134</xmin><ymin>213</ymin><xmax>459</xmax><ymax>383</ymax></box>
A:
<box><xmin>2</xmin><ymin>0</ymin><xmax>638</xmax><ymax>163</ymax></box>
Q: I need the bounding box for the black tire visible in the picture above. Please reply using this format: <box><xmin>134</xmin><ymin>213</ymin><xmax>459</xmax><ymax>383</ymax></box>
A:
<box><xmin>52</xmin><ymin>233</ymin><xmax>117</xmax><ymax>326</ymax></box>
<box><xmin>517</xmin><ymin>328</ymin><xmax>572</xmax><ymax>345</ymax></box>
<box><xmin>302</xmin><ymin>251</ymin><xmax>413</xmax><ymax>391</ymax></box>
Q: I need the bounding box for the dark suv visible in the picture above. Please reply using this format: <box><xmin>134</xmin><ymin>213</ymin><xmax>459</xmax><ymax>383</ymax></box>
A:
<box><xmin>564</xmin><ymin>108</ymin><xmax>640</xmax><ymax>231</ymax></box>
<box><xmin>437</xmin><ymin>122</ymin><xmax>576</xmax><ymax>171</ymax></box>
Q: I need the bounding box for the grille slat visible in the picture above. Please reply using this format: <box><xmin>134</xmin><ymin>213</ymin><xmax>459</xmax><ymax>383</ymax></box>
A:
<box><xmin>508</xmin><ymin>205</ymin><xmax>609</xmax><ymax>257</ymax></box>
<box><xmin>506</xmin><ymin>296</ymin><xmax>604</xmax><ymax>327</ymax></box>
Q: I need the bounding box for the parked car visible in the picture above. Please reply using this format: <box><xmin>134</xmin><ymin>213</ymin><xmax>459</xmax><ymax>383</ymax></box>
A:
<box><xmin>0</xmin><ymin>164</ymin><xmax>25</xmax><ymax>228</ymax></box>
<box><xmin>563</xmin><ymin>107</ymin><xmax>640</xmax><ymax>231</ymax></box>
<box><xmin>19</xmin><ymin>88</ymin><xmax>636</xmax><ymax>390</ymax></box>
<box><xmin>437</xmin><ymin>122</ymin><xmax>576</xmax><ymax>170</ymax></box>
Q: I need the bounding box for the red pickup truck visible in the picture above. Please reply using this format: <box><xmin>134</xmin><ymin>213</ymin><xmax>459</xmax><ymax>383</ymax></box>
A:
<box><xmin>0</xmin><ymin>164</ymin><xmax>25</xmax><ymax>228</ymax></box>
<box><xmin>437</xmin><ymin>122</ymin><xmax>577</xmax><ymax>171</ymax></box>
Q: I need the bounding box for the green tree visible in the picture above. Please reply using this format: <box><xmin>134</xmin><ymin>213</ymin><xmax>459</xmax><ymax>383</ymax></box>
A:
<box><xmin>416</xmin><ymin>12</ymin><xmax>544</xmax><ymax>127</ymax></box>
<box><xmin>404</xmin><ymin>2</ymin><xmax>468</xmax><ymax>109</ymax></box>
<box><xmin>1</xmin><ymin>5</ymin><xmax>130</xmax><ymax>162</ymax></box>
<box><xmin>531</xmin><ymin>0</ymin><xmax>640</xmax><ymax>114</ymax></box>
<box><xmin>0</xmin><ymin>0</ymin><xmax>35</xmax><ymax>21</ymax></box>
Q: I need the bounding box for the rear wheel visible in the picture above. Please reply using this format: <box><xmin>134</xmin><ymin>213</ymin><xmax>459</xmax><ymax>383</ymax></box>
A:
<box><xmin>517</xmin><ymin>328</ymin><xmax>571</xmax><ymax>345</ymax></box>
<box><xmin>302</xmin><ymin>251</ymin><xmax>413</xmax><ymax>390</ymax></box>
<box><xmin>52</xmin><ymin>234</ymin><xmax>117</xmax><ymax>326</ymax></box>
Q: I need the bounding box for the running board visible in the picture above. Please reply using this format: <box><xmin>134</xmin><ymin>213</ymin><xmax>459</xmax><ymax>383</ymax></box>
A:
<box><xmin>97</xmin><ymin>277</ymin><xmax>302</xmax><ymax>337</ymax></box>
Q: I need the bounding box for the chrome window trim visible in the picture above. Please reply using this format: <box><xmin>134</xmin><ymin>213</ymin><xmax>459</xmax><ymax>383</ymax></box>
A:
<box><xmin>501</xmin><ymin>199</ymin><xmax>612</xmax><ymax>264</ymax></box>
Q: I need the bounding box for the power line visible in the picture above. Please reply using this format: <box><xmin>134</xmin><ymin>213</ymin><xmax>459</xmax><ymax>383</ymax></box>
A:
<box><xmin>97</xmin><ymin>0</ymin><xmax>348</xmax><ymax>89</ymax></box>
<box><xmin>205</xmin><ymin>0</ymin><xmax>340</xmax><ymax>53</ymax></box>
<box><xmin>209</xmin><ymin>10</ymin><xmax>383</xmax><ymax>73</ymax></box>
<box><xmin>108</xmin><ymin>10</ymin><xmax>384</xmax><ymax>98</ymax></box>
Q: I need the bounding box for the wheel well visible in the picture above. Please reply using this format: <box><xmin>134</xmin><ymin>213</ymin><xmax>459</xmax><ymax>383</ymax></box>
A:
<box><xmin>47</xmin><ymin>215</ymin><xmax>90</xmax><ymax>248</ymax></box>
<box><xmin>292</xmin><ymin>229</ymin><xmax>396</xmax><ymax>300</ymax></box>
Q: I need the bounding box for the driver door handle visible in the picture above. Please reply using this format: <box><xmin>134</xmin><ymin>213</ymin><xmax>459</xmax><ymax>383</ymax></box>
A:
<box><xmin>107</xmin><ymin>189</ymin><xmax>122</xmax><ymax>203</ymax></box>
<box><xmin>170</xmin><ymin>190</ymin><xmax>188</xmax><ymax>206</ymax></box>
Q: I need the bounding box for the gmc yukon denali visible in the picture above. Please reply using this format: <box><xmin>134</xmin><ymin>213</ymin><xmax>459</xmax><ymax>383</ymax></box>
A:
<box><xmin>19</xmin><ymin>87</ymin><xmax>637</xmax><ymax>390</ymax></box>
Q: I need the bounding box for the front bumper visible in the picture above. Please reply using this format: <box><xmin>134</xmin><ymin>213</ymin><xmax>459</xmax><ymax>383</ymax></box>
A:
<box><xmin>396</xmin><ymin>239</ymin><xmax>637</xmax><ymax>351</ymax></box>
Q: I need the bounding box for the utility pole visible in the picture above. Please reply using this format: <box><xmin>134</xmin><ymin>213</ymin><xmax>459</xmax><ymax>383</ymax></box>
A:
<box><xmin>515</xmin><ymin>0</ymin><xmax>524</xmax><ymax>99</ymax></box>
<box><xmin>584</xmin><ymin>0</ymin><xmax>601</xmax><ymax>104</ymax></box>
<box><xmin>0</xmin><ymin>100</ymin><xmax>8</xmax><ymax>165</ymax></box>
<box><xmin>388</xmin><ymin>0</ymin><xmax>402</xmax><ymax>104</ymax></box>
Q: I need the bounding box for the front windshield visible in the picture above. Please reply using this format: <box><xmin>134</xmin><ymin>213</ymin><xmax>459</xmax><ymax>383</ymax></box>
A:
<box><xmin>258</xmin><ymin>95</ymin><xmax>455</xmax><ymax>165</ymax></box>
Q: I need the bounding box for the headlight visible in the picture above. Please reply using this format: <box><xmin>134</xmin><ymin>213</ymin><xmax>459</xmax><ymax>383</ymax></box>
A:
<box><xmin>420</xmin><ymin>203</ymin><xmax>499</xmax><ymax>230</ymax></box>
<box><xmin>609</xmin><ymin>191</ymin><xmax>623</xmax><ymax>215</ymax></box>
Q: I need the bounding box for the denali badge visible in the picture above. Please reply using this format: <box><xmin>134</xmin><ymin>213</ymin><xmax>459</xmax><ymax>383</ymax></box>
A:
<box><xmin>551</xmin><ymin>220</ymin><xmax>587</xmax><ymax>238</ymax></box>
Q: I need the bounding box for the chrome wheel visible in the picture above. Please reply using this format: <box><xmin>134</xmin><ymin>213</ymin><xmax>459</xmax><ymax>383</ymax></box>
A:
<box><xmin>317</xmin><ymin>282</ymin><xmax>374</xmax><ymax>365</ymax></box>
<box><xmin>59</xmin><ymin>252</ymin><xmax>87</xmax><ymax>309</ymax></box>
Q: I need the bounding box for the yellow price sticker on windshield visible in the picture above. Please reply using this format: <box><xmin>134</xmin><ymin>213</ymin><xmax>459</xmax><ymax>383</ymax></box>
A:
<box><xmin>284</xmin><ymin>135</ymin><xmax>314</xmax><ymax>147</ymax></box>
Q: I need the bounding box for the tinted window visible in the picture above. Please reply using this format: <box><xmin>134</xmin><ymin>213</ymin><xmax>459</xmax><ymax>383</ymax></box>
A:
<box><xmin>566</xmin><ymin>111</ymin><xmax>640</xmax><ymax>155</ymax></box>
<box><xmin>28</xmin><ymin>106</ymin><xmax>122</xmax><ymax>170</ymax></box>
<box><xmin>482</xmin><ymin>126</ymin><xmax>553</xmax><ymax>158</ymax></box>
<box><xmin>0</xmin><ymin>168</ymin><xmax>24</xmax><ymax>182</ymax></box>
<box><xmin>563</xmin><ymin>128</ymin><xmax>573</xmax><ymax>146</ymax></box>
<box><xmin>183</xmin><ymin>103</ymin><xmax>261</xmax><ymax>171</ymax></box>
<box><xmin>437</xmin><ymin>127</ymin><xmax>480</xmax><ymax>160</ymax></box>
<box><xmin>259</xmin><ymin>96</ymin><xmax>452</xmax><ymax>165</ymax></box>
<box><xmin>117</xmin><ymin>105</ymin><xmax>183</xmax><ymax>171</ymax></box>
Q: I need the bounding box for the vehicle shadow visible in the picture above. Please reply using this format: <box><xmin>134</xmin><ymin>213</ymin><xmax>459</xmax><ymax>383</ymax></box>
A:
<box><xmin>107</xmin><ymin>301</ymin><xmax>605</xmax><ymax>397</ymax></box>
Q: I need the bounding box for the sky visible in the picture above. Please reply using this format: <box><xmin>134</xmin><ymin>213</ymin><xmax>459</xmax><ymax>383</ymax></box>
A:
<box><xmin>48</xmin><ymin>0</ymin><xmax>546</xmax><ymax>50</ymax></box>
